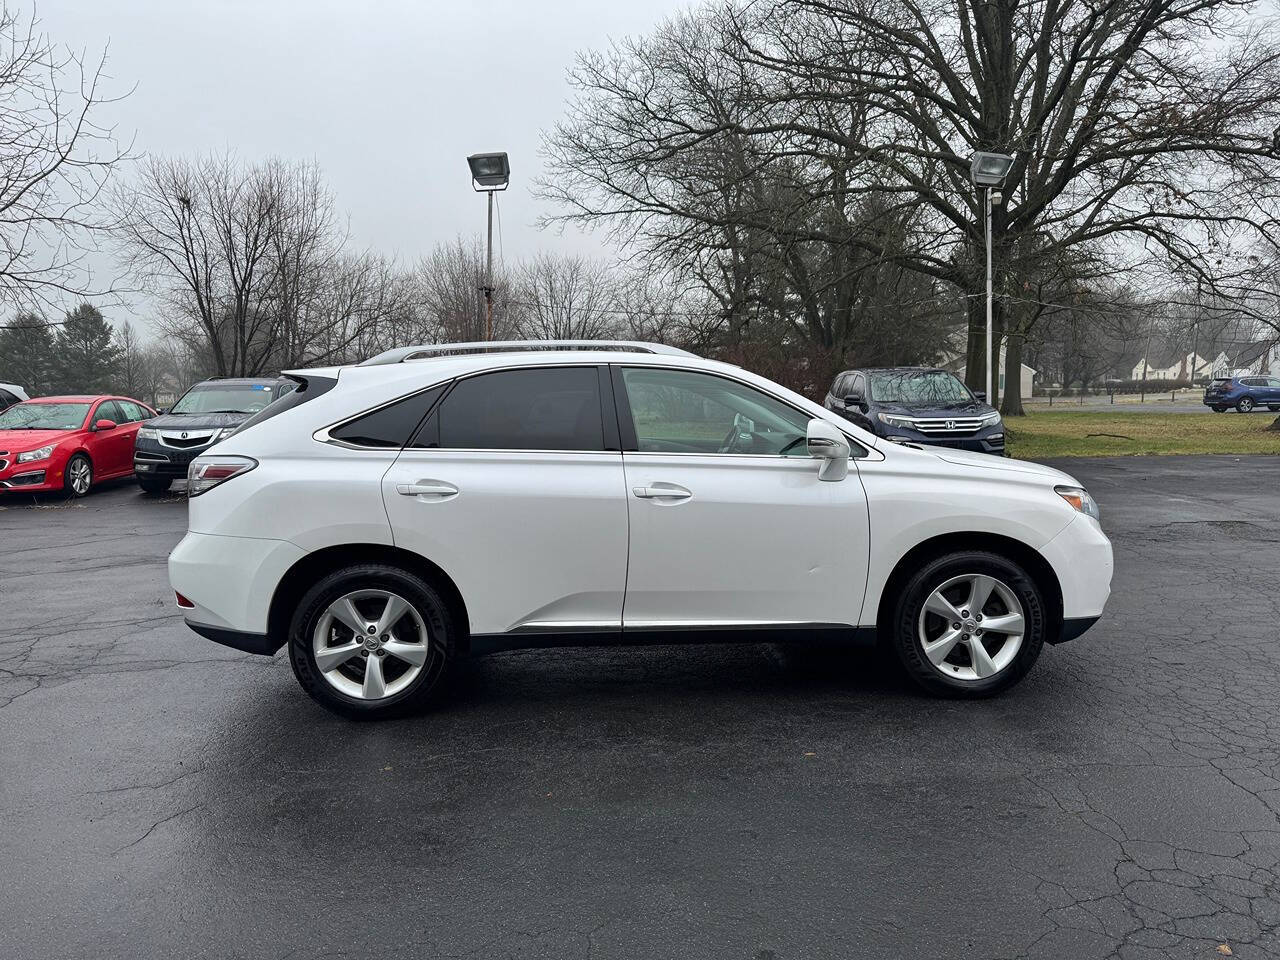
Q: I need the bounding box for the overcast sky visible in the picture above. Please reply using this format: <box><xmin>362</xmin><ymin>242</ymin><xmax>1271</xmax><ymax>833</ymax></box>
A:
<box><xmin>37</xmin><ymin>0</ymin><xmax>689</xmax><ymax>334</ymax></box>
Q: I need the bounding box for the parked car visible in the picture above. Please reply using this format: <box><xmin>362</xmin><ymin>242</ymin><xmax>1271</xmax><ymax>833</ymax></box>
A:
<box><xmin>0</xmin><ymin>395</ymin><xmax>156</xmax><ymax>496</ymax></box>
<box><xmin>1203</xmin><ymin>375</ymin><xmax>1280</xmax><ymax>413</ymax></box>
<box><xmin>168</xmin><ymin>340</ymin><xmax>1113</xmax><ymax>719</ymax></box>
<box><xmin>133</xmin><ymin>377</ymin><xmax>297</xmax><ymax>493</ymax></box>
<box><xmin>824</xmin><ymin>367</ymin><xmax>1005</xmax><ymax>454</ymax></box>
<box><xmin>0</xmin><ymin>382</ymin><xmax>29</xmax><ymax>411</ymax></box>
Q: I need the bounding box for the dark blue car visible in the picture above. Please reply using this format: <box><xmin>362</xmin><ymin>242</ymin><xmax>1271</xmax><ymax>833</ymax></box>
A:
<box><xmin>1203</xmin><ymin>375</ymin><xmax>1280</xmax><ymax>413</ymax></box>
<box><xmin>823</xmin><ymin>367</ymin><xmax>1005</xmax><ymax>454</ymax></box>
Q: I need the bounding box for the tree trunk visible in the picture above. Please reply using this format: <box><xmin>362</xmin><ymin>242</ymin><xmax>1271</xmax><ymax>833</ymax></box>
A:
<box><xmin>1001</xmin><ymin>331</ymin><xmax>1025</xmax><ymax>416</ymax></box>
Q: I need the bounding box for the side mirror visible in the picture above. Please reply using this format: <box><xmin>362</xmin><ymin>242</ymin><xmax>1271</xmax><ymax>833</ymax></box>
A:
<box><xmin>972</xmin><ymin>391</ymin><xmax>987</xmax><ymax>402</ymax></box>
<box><xmin>94</xmin><ymin>418</ymin><xmax>117</xmax><ymax>431</ymax></box>
<box><xmin>806</xmin><ymin>418</ymin><xmax>850</xmax><ymax>482</ymax></box>
<box><xmin>843</xmin><ymin>393</ymin><xmax>867</xmax><ymax>412</ymax></box>
<box><xmin>156</xmin><ymin>408</ymin><xmax>169</xmax><ymax>415</ymax></box>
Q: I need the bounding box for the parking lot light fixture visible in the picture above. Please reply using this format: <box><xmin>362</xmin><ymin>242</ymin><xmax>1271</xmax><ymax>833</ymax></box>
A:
<box><xmin>969</xmin><ymin>151</ymin><xmax>1015</xmax><ymax>405</ymax></box>
<box><xmin>467</xmin><ymin>152</ymin><xmax>510</xmax><ymax>342</ymax></box>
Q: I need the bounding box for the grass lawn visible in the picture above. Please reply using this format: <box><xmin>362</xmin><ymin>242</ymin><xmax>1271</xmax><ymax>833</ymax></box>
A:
<box><xmin>1005</xmin><ymin>411</ymin><xmax>1280</xmax><ymax>458</ymax></box>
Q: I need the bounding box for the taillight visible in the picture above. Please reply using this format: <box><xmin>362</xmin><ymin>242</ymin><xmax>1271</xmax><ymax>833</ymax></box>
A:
<box><xmin>187</xmin><ymin>455</ymin><xmax>257</xmax><ymax>497</ymax></box>
<box><xmin>175</xmin><ymin>592</ymin><xmax>195</xmax><ymax>608</ymax></box>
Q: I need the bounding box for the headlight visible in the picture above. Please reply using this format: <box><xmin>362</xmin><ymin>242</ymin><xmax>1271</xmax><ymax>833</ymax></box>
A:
<box><xmin>1055</xmin><ymin>485</ymin><xmax>1101</xmax><ymax>521</ymax></box>
<box><xmin>137</xmin><ymin>427</ymin><xmax>159</xmax><ymax>440</ymax></box>
<box><xmin>877</xmin><ymin>413</ymin><xmax>916</xmax><ymax>429</ymax></box>
<box><xmin>979</xmin><ymin>411</ymin><xmax>1002</xmax><ymax>427</ymax></box>
<box><xmin>213</xmin><ymin>426</ymin><xmax>238</xmax><ymax>442</ymax></box>
<box><xmin>16</xmin><ymin>444</ymin><xmax>54</xmax><ymax>463</ymax></box>
<box><xmin>187</xmin><ymin>455</ymin><xmax>257</xmax><ymax>497</ymax></box>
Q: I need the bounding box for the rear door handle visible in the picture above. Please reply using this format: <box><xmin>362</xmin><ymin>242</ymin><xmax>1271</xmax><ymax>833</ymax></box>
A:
<box><xmin>632</xmin><ymin>482</ymin><xmax>692</xmax><ymax>502</ymax></box>
<box><xmin>397</xmin><ymin>480</ymin><xmax>459</xmax><ymax>499</ymax></box>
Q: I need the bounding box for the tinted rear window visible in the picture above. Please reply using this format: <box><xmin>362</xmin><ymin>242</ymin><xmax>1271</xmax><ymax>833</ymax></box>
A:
<box><xmin>420</xmin><ymin>367</ymin><xmax>604</xmax><ymax>451</ymax></box>
<box><xmin>331</xmin><ymin>385</ymin><xmax>445</xmax><ymax>449</ymax></box>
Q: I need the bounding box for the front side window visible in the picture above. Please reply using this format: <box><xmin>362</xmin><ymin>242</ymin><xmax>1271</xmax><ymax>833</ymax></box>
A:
<box><xmin>171</xmin><ymin>382</ymin><xmax>277</xmax><ymax>415</ymax></box>
<box><xmin>620</xmin><ymin>367</ymin><xmax>811</xmax><ymax>456</ymax></box>
<box><xmin>868</xmin><ymin>370</ymin><xmax>972</xmax><ymax>405</ymax></box>
<box><xmin>0</xmin><ymin>402</ymin><xmax>92</xmax><ymax>430</ymax></box>
<box><xmin>95</xmin><ymin>400</ymin><xmax>125</xmax><ymax>424</ymax></box>
<box><xmin>420</xmin><ymin>367</ymin><xmax>604</xmax><ymax>451</ymax></box>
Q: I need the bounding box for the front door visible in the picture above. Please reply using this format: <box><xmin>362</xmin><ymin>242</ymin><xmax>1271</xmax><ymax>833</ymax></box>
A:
<box><xmin>382</xmin><ymin>364</ymin><xmax>629</xmax><ymax>637</ymax></box>
<box><xmin>90</xmin><ymin>400</ymin><xmax>133</xmax><ymax>477</ymax></box>
<box><xmin>614</xmin><ymin>365</ymin><xmax>871</xmax><ymax>631</ymax></box>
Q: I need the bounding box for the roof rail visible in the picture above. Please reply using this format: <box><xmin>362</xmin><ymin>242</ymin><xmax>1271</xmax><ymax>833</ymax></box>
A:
<box><xmin>358</xmin><ymin>340</ymin><xmax>698</xmax><ymax>366</ymax></box>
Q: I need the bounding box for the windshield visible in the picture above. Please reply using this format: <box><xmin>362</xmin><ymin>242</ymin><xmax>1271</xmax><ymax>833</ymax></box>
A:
<box><xmin>171</xmin><ymin>383</ymin><xmax>276</xmax><ymax>415</ymax></box>
<box><xmin>869</xmin><ymin>370</ymin><xmax>973</xmax><ymax>405</ymax></box>
<box><xmin>0</xmin><ymin>402</ymin><xmax>91</xmax><ymax>430</ymax></box>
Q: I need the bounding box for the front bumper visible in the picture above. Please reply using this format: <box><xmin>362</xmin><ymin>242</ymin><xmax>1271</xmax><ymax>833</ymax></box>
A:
<box><xmin>0</xmin><ymin>452</ymin><xmax>59</xmax><ymax>491</ymax></box>
<box><xmin>134</xmin><ymin>436</ymin><xmax>216</xmax><ymax>478</ymax></box>
<box><xmin>880</xmin><ymin>429</ymin><xmax>1006</xmax><ymax>455</ymax></box>
<box><xmin>1038</xmin><ymin>513</ymin><xmax>1114</xmax><ymax>633</ymax></box>
<box><xmin>169</xmin><ymin>531</ymin><xmax>306</xmax><ymax>650</ymax></box>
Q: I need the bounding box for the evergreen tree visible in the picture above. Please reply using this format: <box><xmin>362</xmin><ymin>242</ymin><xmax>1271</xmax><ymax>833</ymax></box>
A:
<box><xmin>0</xmin><ymin>313</ymin><xmax>57</xmax><ymax>394</ymax></box>
<box><xmin>54</xmin><ymin>304</ymin><xmax>122</xmax><ymax>393</ymax></box>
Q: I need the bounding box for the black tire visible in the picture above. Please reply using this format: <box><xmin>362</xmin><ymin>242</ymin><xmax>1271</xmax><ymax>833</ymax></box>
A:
<box><xmin>1237</xmin><ymin>396</ymin><xmax>1255</xmax><ymax>413</ymax></box>
<box><xmin>288</xmin><ymin>563</ymin><xmax>456</xmax><ymax>720</ymax></box>
<box><xmin>62</xmin><ymin>453</ymin><xmax>93</xmax><ymax>498</ymax></box>
<box><xmin>1269</xmin><ymin>406</ymin><xmax>1280</xmax><ymax>412</ymax></box>
<box><xmin>136</xmin><ymin>473</ymin><xmax>172</xmax><ymax>495</ymax></box>
<box><xmin>890</xmin><ymin>551</ymin><xmax>1046</xmax><ymax>698</ymax></box>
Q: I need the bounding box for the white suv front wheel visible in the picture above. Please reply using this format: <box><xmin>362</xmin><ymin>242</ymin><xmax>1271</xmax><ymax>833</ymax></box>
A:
<box><xmin>288</xmin><ymin>564</ymin><xmax>456</xmax><ymax>719</ymax></box>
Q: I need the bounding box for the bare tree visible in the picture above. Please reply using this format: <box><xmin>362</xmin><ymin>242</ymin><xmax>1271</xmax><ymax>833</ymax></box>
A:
<box><xmin>116</xmin><ymin>154</ymin><xmax>397</xmax><ymax>374</ymax></box>
<box><xmin>542</xmin><ymin>0</ymin><xmax>1280</xmax><ymax>405</ymax></box>
<box><xmin>511</xmin><ymin>253</ymin><xmax>625</xmax><ymax>340</ymax></box>
<box><xmin>0</xmin><ymin>6</ymin><xmax>130</xmax><ymax>309</ymax></box>
<box><xmin>408</xmin><ymin>237</ymin><xmax>514</xmax><ymax>344</ymax></box>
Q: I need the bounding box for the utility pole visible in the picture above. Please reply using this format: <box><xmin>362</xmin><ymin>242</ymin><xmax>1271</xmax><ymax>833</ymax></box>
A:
<box><xmin>484</xmin><ymin>190</ymin><xmax>494</xmax><ymax>342</ymax></box>
<box><xmin>466</xmin><ymin>152</ymin><xmax>510</xmax><ymax>342</ymax></box>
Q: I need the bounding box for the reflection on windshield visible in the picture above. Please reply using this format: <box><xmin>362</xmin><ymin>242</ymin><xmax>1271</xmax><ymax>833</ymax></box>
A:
<box><xmin>0</xmin><ymin>402</ymin><xmax>91</xmax><ymax>430</ymax></box>
<box><xmin>870</xmin><ymin>371</ymin><xmax>972</xmax><ymax>405</ymax></box>
<box><xmin>171</xmin><ymin>384</ymin><xmax>275</xmax><ymax>415</ymax></box>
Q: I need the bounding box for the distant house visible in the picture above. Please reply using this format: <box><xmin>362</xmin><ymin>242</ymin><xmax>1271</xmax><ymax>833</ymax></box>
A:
<box><xmin>1212</xmin><ymin>340</ymin><xmax>1280</xmax><ymax>378</ymax></box>
<box><xmin>939</xmin><ymin>346</ymin><xmax>1037</xmax><ymax>401</ymax></box>
<box><xmin>1128</xmin><ymin>349</ymin><xmax>1214</xmax><ymax>382</ymax></box>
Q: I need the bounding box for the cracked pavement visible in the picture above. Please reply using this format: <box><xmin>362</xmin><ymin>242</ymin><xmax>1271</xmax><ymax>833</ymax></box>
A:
<box><xmin>0</xmin><ymin>457</ymin><xmax>1277</xmax><ymax>959</ymax></box>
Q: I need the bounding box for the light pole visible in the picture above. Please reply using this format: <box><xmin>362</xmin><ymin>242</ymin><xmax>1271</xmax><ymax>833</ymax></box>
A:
<box><xmin>969</xmin><ymin>151</ymin><xmax>1015</xmax><ymax>404</ymax></box>
<box><xmin>466</xmin><ymin>152</ymin><xmax>510</xmax><ymax>341</ymax></box>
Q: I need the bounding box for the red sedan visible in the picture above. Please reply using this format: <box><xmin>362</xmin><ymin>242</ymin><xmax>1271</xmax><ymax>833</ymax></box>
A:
<box><xmin>0</xmin><ymin>395</ymin><xmax>157</xmax><ymax>496</ymax></box>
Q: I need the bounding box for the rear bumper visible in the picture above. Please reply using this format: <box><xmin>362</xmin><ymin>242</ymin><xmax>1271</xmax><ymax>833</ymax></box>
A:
<box><xmin>169</xmin><ymin>530</ymin><xmax>305</xmax><ymax>642</ymax></box>
<box><xmin>185</xmin><ymin>620</ymin><xmax>277</xmax><ymax>655</ymax></box>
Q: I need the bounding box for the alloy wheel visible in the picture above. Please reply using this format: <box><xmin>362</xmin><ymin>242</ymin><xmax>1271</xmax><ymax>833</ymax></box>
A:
<box><xmin>1239</xmin><ymin>397</ymin><xmax>1254</xmax><ymax>413</ymax></box>
<box><xmin>917</xmin><ymin>573</ymin><xmax>1025</xmax><ymax>681</ymax></box>
<box><xmin>69</xmin><ymin>458</ymin><xmax>91</xmax><ymax>495</ymax></box>
<box><xmin>311</xmin><ymin>589</ymin><xmax>430</xmax><ymax>700</ymax></box>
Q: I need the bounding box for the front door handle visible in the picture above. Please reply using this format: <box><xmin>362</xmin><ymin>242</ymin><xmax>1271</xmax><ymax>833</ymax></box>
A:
<box><xmin>632</xmin><ymin>482</ymin><xmax>692</xmax><ymax>502</ymax></box>
<box><xmin>397</xmin><ymin>480</ymin><xmax>459</xmax><ymax>500</ymax></box>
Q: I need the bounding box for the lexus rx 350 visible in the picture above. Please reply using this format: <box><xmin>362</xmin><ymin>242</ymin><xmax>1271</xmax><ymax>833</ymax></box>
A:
<box><xmin>169</xmin><ymin>341</ymin><xmax>1113</xmax><ymax>718</ymax></box>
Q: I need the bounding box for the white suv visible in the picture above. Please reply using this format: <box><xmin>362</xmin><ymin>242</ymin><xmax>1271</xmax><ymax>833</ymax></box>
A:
<box><xmin>169</xmin><ymin>341</ymin><xmax>1112</xmax><ymax>718</ymax></box>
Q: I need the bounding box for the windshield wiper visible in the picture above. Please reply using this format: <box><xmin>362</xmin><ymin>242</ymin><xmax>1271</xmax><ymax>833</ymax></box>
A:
<box><xmin>200</xmin><ymin>409</ymin><xmax>250</xmax><ymax>415</ymax></box>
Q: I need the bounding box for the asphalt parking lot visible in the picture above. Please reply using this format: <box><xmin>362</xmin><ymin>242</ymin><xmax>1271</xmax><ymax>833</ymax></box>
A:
<box><xmin>1</xmin><ymin>457</ymin><xmax>1278</xmax><ymax>960</ymax></box>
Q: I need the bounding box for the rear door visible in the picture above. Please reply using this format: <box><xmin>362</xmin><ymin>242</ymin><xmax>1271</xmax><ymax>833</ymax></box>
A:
<box><xmin>614</xmin><ymin>365</ymin><xmax>870</xmax><ymax>631</ymax></box>
<box><xmin>382</xmin><ymin>364</ymin><xmax>629</xmax><ymax>638</ymax></box>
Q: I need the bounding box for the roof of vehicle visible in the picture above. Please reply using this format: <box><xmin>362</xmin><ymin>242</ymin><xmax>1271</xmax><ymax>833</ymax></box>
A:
<box><xmin>836</xmin><ymin>366</ymin><xmax>949</xmax><ymax>376</ymax></box>
<box><xmin>186</xmin><ymin>377</ymin><xmax>288</xmax><ymax>386</ymax></box>
<box><xmin>23</xmin><ymin>395</ymin><xmax>115</xmax><ymax>403</ymax></box>
<box><xmin>359</xmin><ymin>340</ymin><xmax>697</xmax><ymax>366</ymax></box>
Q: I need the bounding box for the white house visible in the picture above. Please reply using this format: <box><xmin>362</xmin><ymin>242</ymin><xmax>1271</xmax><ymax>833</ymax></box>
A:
<box><xmin>1128</xmin><ymin>350</ymin><xmax>1214</xmax><ymax>381</ymax></box>
<box><xmin>940</xmin><ymin>347</ymin><xmax>1037</xmax><ymax>401</ymax></box>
